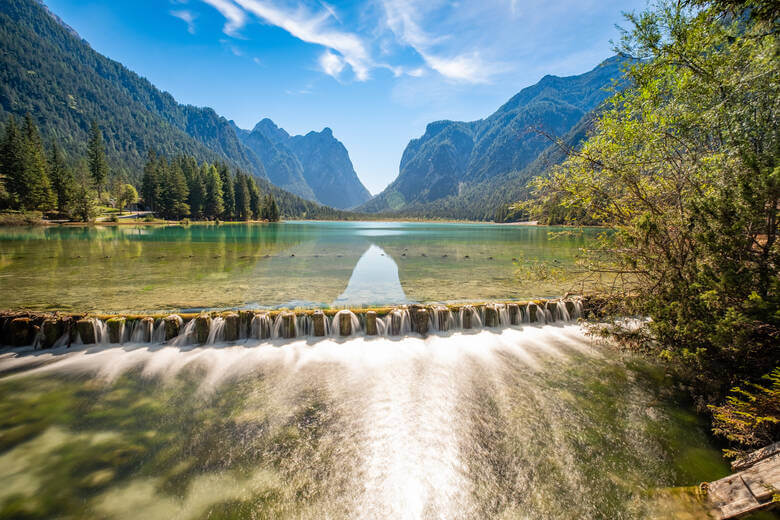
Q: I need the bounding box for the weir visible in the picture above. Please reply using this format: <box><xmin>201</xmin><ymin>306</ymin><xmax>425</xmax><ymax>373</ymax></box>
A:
<box><xmin>0</xmin><ymin>298</ymin><xmax>585</xmax><ymax>349</ymax></box>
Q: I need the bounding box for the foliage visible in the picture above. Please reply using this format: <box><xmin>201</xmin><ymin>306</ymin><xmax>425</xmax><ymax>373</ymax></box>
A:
<box><xmin>115</xmin><ymin>183</ymin><xmax>137</xmax><ymax>214</ymax></box>
<box><xmin>523</xmin><ymin>0</ymin><xmax>780</xmax><ymax>427</ymax></box>
<box><xmin>709</xmin><ymin>368</ymin><xmax>780</xmax><ymax>457</ymax></box>
<box><xmin>86</xmin><ymin>120</ymin><xmax>108</xmax><ymax>198</ymax></box>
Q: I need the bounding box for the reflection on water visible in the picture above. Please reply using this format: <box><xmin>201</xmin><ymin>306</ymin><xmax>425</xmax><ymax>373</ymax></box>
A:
<box><xmin>334</xmin><ymin>245</ymin><xmax>407</xmax><ymax>306</ymax></box>
<box><xmin>0</xmin><ymin>221</ymin><xmax>604</xmax><ymax>312</ymax></box>
<box><xmin>0</xmin><ymin>326</ymin><xmax>725</xmax><ymax>519</ymax></box>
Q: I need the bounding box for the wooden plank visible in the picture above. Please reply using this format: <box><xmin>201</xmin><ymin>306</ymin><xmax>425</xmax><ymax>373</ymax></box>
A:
<box><xmin>732</xmin><ymin>441</ymin><xmax>780</xmax><ymax>471</ymax></box>
<box><xmin>741</xmin><ymin>455</ymin><xmax>780</xmax><ymax>501</ymax></box>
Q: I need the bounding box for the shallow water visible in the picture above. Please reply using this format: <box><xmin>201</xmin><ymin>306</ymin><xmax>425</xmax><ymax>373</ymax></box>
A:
<box><xmin>0</xmin><ymin>325</ymin><xmax>729</xmax><ymax>519</ymax></box>
<box><xmin>0</xmin><ymin>221</ymin><xmax>602</xmax><ymax>312</ymax></box>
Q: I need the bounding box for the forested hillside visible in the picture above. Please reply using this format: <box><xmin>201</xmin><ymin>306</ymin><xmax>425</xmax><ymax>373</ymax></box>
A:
<box><xmin>0</xmin><ymin>0</ymin><xmax>359</xmax><ymax>219</ymax></box>
<box><xmin>359</xmin><ymin>56</ymin><xmax>626</xmax><ymax>218</ymax></box>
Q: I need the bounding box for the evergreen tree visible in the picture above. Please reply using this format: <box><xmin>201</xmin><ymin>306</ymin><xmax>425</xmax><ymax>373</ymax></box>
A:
<box><xmin>87</xmin><ymin>120</ymin><xmax>109</xmax><ymax>199</ymax></box>
<box><xmin>48</xmin><ymin>141</ymin><xmax>75</xmax><ymax>215</ymax></box>
<box><xmin>234</xmin><ymin>173</ymin><xmax>250</xmax><ymax>220</ymax></box>
<box><xmin>20</xmin><ymin>114</ymin><xmax>54</xmax><ymax>211</ymax></box>
<box><xmin>247</xmin><ymin>178</ymin><xmax>261</xmax><ymax>219</ymax></box>
<box><xmin>218</xmin><ymin>163</ymin><xmax>235</xmax><ymax>220</ymax></box>
<box><xmin>187</xmin><ymin>164</ymin><xmax>207</xmax><ymax>219</ymax></box>
<box><xmin>203</xmin><ymin>164</ymin><xmax>224</xmax><ymax>219</ymax></box>
<box><xmin>72</xmin><ymin>163</ymin><xmax>97</xmax><ymax>222</ymax></box>
<box><xmin>141</xmin><ymin>150</ymin><xmax>161</xmax><ymax>212</ymax></box>
<box><xmin>263</xmin><ymin>193</ymin><xmax>280</xmax><ymax>222</ymax></box>
<box><xmin>0</xmin><ymin>116</ymin><xmax>23</xmax><ymax>209</ymax></box>
<box><xmin>160</xmin><ymin>159</ymin><xmax>189</xmax><ymax>219</ymax></box>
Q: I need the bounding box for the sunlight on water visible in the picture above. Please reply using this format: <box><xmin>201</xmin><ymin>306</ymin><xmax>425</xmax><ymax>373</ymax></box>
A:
<box><xmin>0</xmin><ymin>325</ymin><xmax>726</xmax><ymax>519</ymax></box>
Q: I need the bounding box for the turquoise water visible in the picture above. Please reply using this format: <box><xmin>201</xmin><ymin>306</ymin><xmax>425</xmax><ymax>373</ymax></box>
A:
<box><xmin>0</xmin><ymin>221</ymin><xmax>601</xmax><ymax>312</ymax></box>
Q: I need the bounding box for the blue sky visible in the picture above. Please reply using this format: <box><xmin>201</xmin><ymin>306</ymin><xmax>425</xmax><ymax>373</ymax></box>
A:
<box><xmin>45</xmin><ymin>0</ymin><xmax>646</xmax><ymax>194</ymax></box>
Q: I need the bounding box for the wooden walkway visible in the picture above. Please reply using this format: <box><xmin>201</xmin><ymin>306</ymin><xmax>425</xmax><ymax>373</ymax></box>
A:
<box><xmin>704</xmin><ymin>442</ymin><xmax>780</xmax><ymax>519</ymax></box>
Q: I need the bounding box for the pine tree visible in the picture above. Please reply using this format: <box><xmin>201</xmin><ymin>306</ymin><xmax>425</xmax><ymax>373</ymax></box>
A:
<box><xmin>141</xmin><ymin>150</ymin><xmax>161</xmax><ymax>212</ymax></box>
<box><xmin>218</xmin><ymin>163</ymin><xmax>235</xmax><ymax>220</ymax></box>
<box><xmin>87</xmin><ymin>120</ymin><xmax>109</xmax><ymax>199</ymax></box>
<box><xmin>234</xmin><ymin>173</ymin><xmax>250</xmax><ymax>220</ymax></box>
<box><xmin>48</xmin><ymin>141</ymin><xmax>75</xmax><ymax>215</ymax></box>
<box><xmin>248</xmin><ymin>178</ymin><xmax>261</xmax><ymax>219</ymax></box>
<box><xmin>72</xmin><ymin>163</ymin><xmax>97</xmax><ymax>222</ymax></box>
<box><xmin>188</xmin><ymin>164</ymin><xmax>207</xmax><ymax>219</ymax></box>
<box><xmin>160</xmin><ymin>159</ymin><xmax>189</xmax><ymax>219</ymax></box>
<box><xmin>0</xmin><ymin>116</ymin><xmax>23</xmax><ymax>209</ymax></box>
<box><xmin>21</xmin><ymin>114</ymin><xmax>54</xmax><ymax>211</ymax></box>
<box><xmin>203</xmin><ymin>164</ymin><xmax>224</xmax><ymax>219</ymax></box>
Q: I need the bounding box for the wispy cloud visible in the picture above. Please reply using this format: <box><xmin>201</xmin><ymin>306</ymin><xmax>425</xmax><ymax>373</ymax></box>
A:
<box><xmin>380</xmin><ymin>0</ymin><xmax>499</xmax><ymax>83</ymax></box>
<box><xmin>170</xmin><ymin>9</ymin><xmax>197</xmax><ymax>35</ymax></box>
<box><xmin>202</xmin><ymin>0</ymin><xmax>247</xmax><ymax>36</ymax></box>
<box><xmin>231</xmin><ymin>0</ymin><xmax>372</xmax><ymax>80</ymax></box>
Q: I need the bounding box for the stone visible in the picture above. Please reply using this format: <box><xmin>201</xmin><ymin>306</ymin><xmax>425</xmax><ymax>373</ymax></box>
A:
<box><xmin>391</xmin><ymin>311</ymin><xmax>402</xmax><ymax>336</ymax></box>
<box><xmin>195</xmin><ymin>315</ymin><xmax>211</xmax><ymax>344</ymax></box>
<box><xmin>238</xmin><ymin>310</ymin><xmax>253</xmax><ymax>338</ymax></box>
<box><xmin>8</xmin><ymin>317</ymin><xmax>33</xmax><ymax>346</ymax></box>
<box><xmin>339</xmin><ymin>312</ymin><xmax>352</xmax><ymax>337</ymax></box>
<box><xmin>281</xmin><ymin>313</ymin><xmax>296</xmax><ymax>339</ymax></box>
<box><xmin>164</xmin><ymin>315</ymin><xmax>182</xmax><ymax>341</ymax></box>
<box><xmin>436</xmin><ymin>308</ymin><xmax>450</xmax><ymax>331</ymax></box>
<box><xmin>312</xmin><ymin>311</ymin><xmax>326</xmax><ymax>337</ymax></box>
<box><xmin>508</xmin><ymin>304</ymin><xmax>520</xmax><ymax>325</ymax></box>
<box><xmin>106</xmin><ymin>317</ymin><xmax>125</xmax><ymax>344</ymax></box>
<box><xmin>40</xmin><ymin>318</ymin><xmax>63</xmax><ymax>349</ymax></box>
<box><xmin>412</xmin><ymin>306</ymin><xmax>429</xmax><ymax>336</ymax></box>
<box><xmin>365</xmin><ymin>311</ymin><xmax>378</xmax><ymax>336</ymax></box>
<box><xmin>223</xmin><ymin>313</ymin><xmax>239</xmax><ymax>342</ymax></box>
<box><xmin>485</xmin><ymin>305</ymin><xmax>500</xmax><ymax>327</ymax></box>
<box><xmin>76</xmin><ymin>319</ymin><xmax>96</xmax><ymax>344</ymax></box>
<box><xmin>138</xmin><ymin>317</ymin><xmax>154</xmax><ymax>343</ymax></box>
<box><xmin>462</xmin><ymin>307</ymin><xmax>474</xmax><ymax>329</ymax></box>
<box><xmin>528</xmin><ymin>304</ymin><xmax>538</xmax><ymax>323</ymax></box>
<box><xmin>565</xmin><ymin>300</ymin><xmax>576</xmax><ymax>316</ymax></box>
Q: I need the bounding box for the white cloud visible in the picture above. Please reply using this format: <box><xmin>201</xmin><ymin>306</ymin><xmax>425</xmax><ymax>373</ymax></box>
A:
<box><xmin>231</xmin><ymin>0</ymin><xmax>372</xmax><ymax>80</ymax></box>
<box><xmin>318</xmin><ymin>50</ymin><xmax>346</xmax><ymax>78</ymax></box>
<box><xmin>380</xmin><ymin>0</ymin><xmax>498</xmax><ymax>83</ymax></box>
<box><xmin>202</xmin><ymin>0</ymin><xmax>247</xmax><ymax>36</ymax></box>
<box><xmin>170</xmin><ymin>9</ymin><xmax>197</xmax><ymax>35</ymax></box>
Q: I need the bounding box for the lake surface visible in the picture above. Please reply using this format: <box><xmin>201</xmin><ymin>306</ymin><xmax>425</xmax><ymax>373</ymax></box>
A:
<box><xmin>0</xmin><ymin>221</ymin><xmax>603</xmax><ymax>313</ymax></box>
<box><xmin>0</xmin><ymin>326</ymin><xmax>727</xmax><ymax>519</ymax></box>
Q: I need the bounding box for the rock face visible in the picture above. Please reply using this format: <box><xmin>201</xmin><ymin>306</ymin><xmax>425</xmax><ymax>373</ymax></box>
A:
<box><xmin>365</xmin><ymin>311</ymin><xmax>378</xmax><ymax>336</ymax></box>
<box><xmin>237</xmin><ymin>119</ymin><xmax>371</xmax><ymax>209</ymax></box>
<box><xmin>359</xmin><ymin>56</ymin><xmax>627</xmax><ymax>215</ymax></box>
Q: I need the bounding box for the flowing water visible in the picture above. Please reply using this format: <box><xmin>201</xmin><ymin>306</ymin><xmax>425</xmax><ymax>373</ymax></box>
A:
<box><xmin>0</xmin><ymin>222</ymin><xmax>602</xmax><ymax>312</ymax></box>
<box><xmin>0</xmin><ymin>325</ymin><xmax>731</xmax><ymax>519</ymax></box>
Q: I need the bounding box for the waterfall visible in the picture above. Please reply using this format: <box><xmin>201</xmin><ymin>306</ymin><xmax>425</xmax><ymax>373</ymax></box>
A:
<box><xmin>152</xmin><ymin>319</ymin><xmax>166</xmax><ymax>343</ymax></box>
<box><xmin>130</xmin><ymin>318</ymin><xmax>153</xmax><ymax>343</ymax></box>
<box><xmin>4</xmin><ymin>299</ymin><xmax>587</xmax><ymax>349</ymax></box>
<box><xmin>207</xmin><ymin>317</ymin><xmax>225</xmax><ymax>344</ymax></box>
<box><xmin>332</xmin><ymin>310</ymin><xmax>361</xmax><ymax>337</ymax></box>
<box><xmin>170</xmin><ymin>319</ymin><xmax>196</xmax><ymax>347</ymax></box>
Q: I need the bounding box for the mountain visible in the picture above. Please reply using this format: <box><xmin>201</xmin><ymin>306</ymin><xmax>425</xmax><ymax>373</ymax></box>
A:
<box><xmin>0</xmin><ymin>0</ymin><xmax>362</xmax><ymax>219</ymax></box>
<box><xmin>359</xmin><ymin>56</ymin><xmax>626</xmax><ymax>216</ymax></box>
<box><xmin>233</xmin><ymin>121</ymin><xmax>315</xmax><ymax>201</ymax></box>
<box><xmin>0</xmin><ymin>0</ymin><xmax>269</xmax><ymax>181</ymax></box>
<box><xmin>237</xmin><ymin>119</ymin><xmax>372</xmax><ymax>209</ymax></box>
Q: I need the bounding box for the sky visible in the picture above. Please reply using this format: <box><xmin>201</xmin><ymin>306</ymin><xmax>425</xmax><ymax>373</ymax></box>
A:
<box><xmin>44</xmin><ymin>0</ymin><xmax>647</xmax><ymax>194</ymax></box>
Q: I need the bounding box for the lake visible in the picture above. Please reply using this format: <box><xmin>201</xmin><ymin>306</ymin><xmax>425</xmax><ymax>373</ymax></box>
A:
<box><xmin>0</xmin><ymin>221</ymin><xmax>603</xmax><ymax>313</ymax></box>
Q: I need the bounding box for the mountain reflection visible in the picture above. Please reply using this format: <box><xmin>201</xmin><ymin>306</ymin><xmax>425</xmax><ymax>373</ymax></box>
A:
<box><xmin>334</xmin><ymin>244</ymin><xmax>408</xmax><ymax>306</ymax></box>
